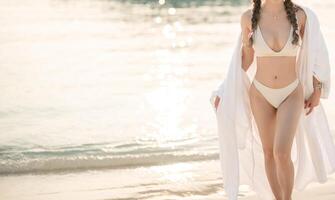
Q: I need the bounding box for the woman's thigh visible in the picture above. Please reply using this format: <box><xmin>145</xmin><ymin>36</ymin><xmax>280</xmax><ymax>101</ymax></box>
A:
<box><xmin>249</xmin><ymin>83</ymin><xmax>277</xmax><ymax>153</ymax></box>
<box><xmin>274</xmin><ymin>83</ymin><xmax>304</xmax><ymax>154</ymax></box>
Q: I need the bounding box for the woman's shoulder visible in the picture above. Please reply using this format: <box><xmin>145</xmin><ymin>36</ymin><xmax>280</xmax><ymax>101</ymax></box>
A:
<box><xmin>295</xmin><ymin>5</ymin><xmax>307</xmax><ymax>30</ymax></box>
<box><xmin>294</xmin><ymin>4</ymin><xmax>320</xmax><ymax>20</ymax></box>
<box><xmin>240</xmin><ymin>8</ymin><xmax>252</xmax><ymax>28</ymax></box>
<box><xmin>240</xmin><ymin>7</ymin><xmax>252</xmax><ymax>21</ymax></box>
<box><xmin>296</xmin><ymin>5</ymin><xmax>307</xmax><ymax>19</ymax></box>
<box><xmin>295</xmin><ymin>4</ymin><xmax>321</xmax><ymax>26</ymax></box>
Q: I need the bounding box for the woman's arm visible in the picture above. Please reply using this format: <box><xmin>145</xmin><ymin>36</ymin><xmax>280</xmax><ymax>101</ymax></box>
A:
<box><xmin>214</xmin><ymin>9</ymin><xmax>255</xmax><ymax>110</ymax></box>
<box><xmin>240</xmin><ymin>9</ymin><xmax>255</xmax><ymax>72</ymax></box>
<box><xmin>297</xmin><ymin>8</ymin><xmax>323</xmax><ymax>115</ymax></box>
<box><xmin>297</xmin><ymin>7</ymin><xmax>322</xmax><ymax>92</ymax></box>
<box><xmin>308</xmin><ymin>7</ymin><xmax>331</xmax><ymax>99</ymax></box>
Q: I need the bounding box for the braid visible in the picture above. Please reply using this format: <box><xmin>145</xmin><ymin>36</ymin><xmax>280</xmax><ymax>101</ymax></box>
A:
<box><xmin>249</xmin><ymin>0</ymin><xmax>301</xmax><ymax>46</ymax></box>
<box><xmin>284</xmin><ymin>0</ymin><xmax>301</xmax><ymax>45</ymax></box>
<box><xmin>249</xmin><ymin>0</ymin><xmax>261</xmax><ymax>46</ymax></box>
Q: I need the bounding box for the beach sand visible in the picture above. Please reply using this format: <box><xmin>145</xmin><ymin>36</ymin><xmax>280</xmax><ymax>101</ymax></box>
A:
<box><xmin>1</xmin><ymin>160</ymin><xmax>334</xmax><ymax>200</ymax></box>
<box><xmin>194</xmin><ymin>175</ymin><xmax>335</xmax><ymax>200</ymax></box>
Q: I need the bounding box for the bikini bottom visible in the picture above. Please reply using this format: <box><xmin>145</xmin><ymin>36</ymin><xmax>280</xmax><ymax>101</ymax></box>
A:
<box><xmin>252</xmin><ymin>78</ymin><xmax>300</xmax><ymax>108</ymax></box>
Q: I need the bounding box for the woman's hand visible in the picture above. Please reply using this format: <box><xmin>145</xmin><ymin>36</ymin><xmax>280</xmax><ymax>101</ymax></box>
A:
<box><xmin>304</xmin><ymin>89</ymin><xmax>321</xmax><ymax>115</ymax></box>
<box><xmin>214</xmin><ymin>96</ymin><xmax>221</xmax><ymax>111</ymax></box>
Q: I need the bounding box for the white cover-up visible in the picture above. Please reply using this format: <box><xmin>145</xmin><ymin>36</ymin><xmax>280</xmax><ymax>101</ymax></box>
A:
<box><xmin>209</xmin><ymin>4</ymin><xmax>335</xmax><ymax>200</ymax></box>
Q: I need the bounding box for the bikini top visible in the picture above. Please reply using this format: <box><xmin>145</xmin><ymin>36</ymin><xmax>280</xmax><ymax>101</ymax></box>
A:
<box><xmin>253</xmin><ymin>24</ymin><xmax>301</xmax><ymax>57</ymax></box>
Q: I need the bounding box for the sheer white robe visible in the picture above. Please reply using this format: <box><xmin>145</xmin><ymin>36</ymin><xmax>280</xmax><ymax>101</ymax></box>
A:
<box><xmin>209</xmin><ymin>4</ymin><xmax>335</xmax><ymax>200</ymax></box>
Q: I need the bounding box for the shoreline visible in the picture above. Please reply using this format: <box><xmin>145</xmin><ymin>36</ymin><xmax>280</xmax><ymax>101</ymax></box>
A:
<box><xmin>0</xmin><ymin>160</ymin><xmax>334</xmax><ymax>200</ymax></box>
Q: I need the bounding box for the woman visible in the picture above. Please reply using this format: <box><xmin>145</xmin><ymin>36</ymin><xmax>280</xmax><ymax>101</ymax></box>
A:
<box><xmin>209</xmin><ymin>1</ymin><xmax>335</xmax><ymax>200</ymax></box>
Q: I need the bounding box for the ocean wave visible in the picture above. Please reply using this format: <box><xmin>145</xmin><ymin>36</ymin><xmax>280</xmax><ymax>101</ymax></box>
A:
<box><xmin>0</xmin><ymin>151</ymin><xmax>218</xmax><ymax>175</ymax></box>
<box><xmin>0</xmin><ymin>137</ymin><xmax>219</xmax><ymax>174</ymax></box>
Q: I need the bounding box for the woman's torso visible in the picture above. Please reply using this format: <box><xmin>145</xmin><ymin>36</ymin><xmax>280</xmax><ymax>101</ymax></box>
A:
<box><xmin>252</xmin><ymin>18</ymin><xmax>302</xmax><ymax>88</ymax></box>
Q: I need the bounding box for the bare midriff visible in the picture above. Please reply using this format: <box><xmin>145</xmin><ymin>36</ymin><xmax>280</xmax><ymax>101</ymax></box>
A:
<box><xmin>254</xmin><ymin>56</ymin><xmax>298</xmax><ymax>89</ymax></box>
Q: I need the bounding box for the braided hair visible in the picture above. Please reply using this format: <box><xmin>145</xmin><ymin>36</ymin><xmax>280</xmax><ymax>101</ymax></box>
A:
<box><xmin>249</xmin><ymin>0</ymin><xmax>301</xmax><ymax>46</ymax></box>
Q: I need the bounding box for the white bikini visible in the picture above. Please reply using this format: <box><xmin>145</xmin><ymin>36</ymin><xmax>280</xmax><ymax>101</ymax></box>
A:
<box><xmin>252</xmin><ymin>24</ymin><xmax>302</xmax><ymax>108</ymax></box>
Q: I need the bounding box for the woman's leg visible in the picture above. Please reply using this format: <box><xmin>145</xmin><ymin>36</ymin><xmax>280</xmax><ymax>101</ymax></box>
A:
<box><xmin>274</xmin><ymin>82</ymin><xmax>304</xmax><ymax>200</ymax></box>
<box><xmin>249</xmin><ymin>83</ymin><xmax>282</xmax><ymax>200</ymax></box>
